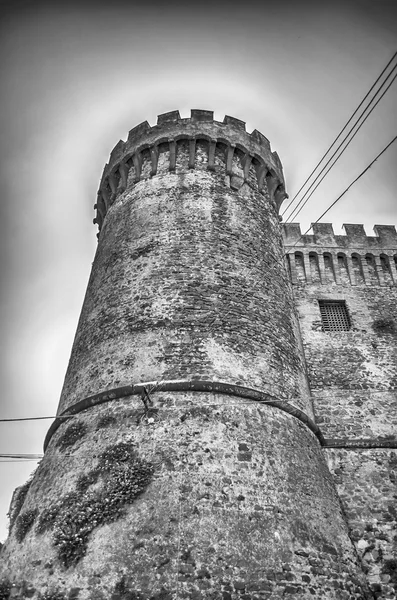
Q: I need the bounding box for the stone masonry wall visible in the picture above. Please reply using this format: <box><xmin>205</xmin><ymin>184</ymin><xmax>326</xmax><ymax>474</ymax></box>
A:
<box><xmin>0</xmin><ymin>394</ymin><xmax>371</xmax><ymax>599</ymax></box>
<box><xmin>60</xmin><ymin>115</ymin><xmax>311</xmax><ymax>418</ymax></box>
<box><xmin>283</xmin><ymin>222</ymin><xmax>397</xmax><ymax>599</ymax></box>
<box><xmin>0</xmin><ymin>113</ymin><xmax>371</xmax><ymax>599</ymax></box>
<box><xmin>326</xmin><ymin>449</ymin><xmax>397</xmax><ymax>599</ymax></box>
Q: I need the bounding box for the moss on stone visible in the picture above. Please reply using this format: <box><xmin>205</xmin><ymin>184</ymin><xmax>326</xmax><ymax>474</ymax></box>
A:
<box><xmin>97</xmin><ymin>414</ymin><xmax>117</xmax><ymax>428</ymax></box>
<box><xmin>112</xmin><ymin>576</ymin><xmax>172</xmax><ymax>600</ymax></box>
<box><xmin>0</xmin><ymin>580</ymin><xmax>11</xmax><ymax>600</ymax></box>
<box><xmin>76</xmin><ymin>469</ymin><xmax>100</xmax><ymax>494</ymax></box>
<box><xmin>372</xmin><ymin>318</ymin><xmax>396</xmax><ymax>334</ymax></box>
<box><xmin>56</xmin><ymin>421</ymin><xmax>88</xmax><ymax>451</ymax></box>
<box><xmin>8</xmin><ymin>478</ymin><xmax>32</xmax><ymax>531</ymax></box>
<box><xmin>35</xmin><ymin>442</ymin><xmax>154</xmax><ymax>568</ymax></box>
<box><xmin>15</xmin><ymin>508</ymin><xmax>38</xmax><ymax>542</ymax></box>
<box><xmin>382</xmin><ymin>558</ymin><xmax>397</xmax><ymax>585</ymax></box>
<box><xmin>38</xmin><ymin>591</ymin><xmax>67</xmax><ymax>600</ymax></box>
<box><xmin>180</xmin><ymin>406</ymin><xmax>211</xmax><ymax>422</ymax></box>
<box><xmin>36</xmin><ymin>503</ymin><xmax>62</xmax><ymax>535</ymax></box>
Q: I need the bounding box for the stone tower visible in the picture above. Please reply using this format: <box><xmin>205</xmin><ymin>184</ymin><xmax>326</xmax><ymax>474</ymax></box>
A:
<box><xmin>0</xmin><ymin>111</ymin><xmax>372</xmax><ymax>599</ymax></box>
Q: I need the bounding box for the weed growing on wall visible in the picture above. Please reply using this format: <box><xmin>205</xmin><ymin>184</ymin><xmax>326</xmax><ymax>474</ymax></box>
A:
<box><xmin>35</xmin><ymin>442</ymin><xmax>153</xmax><ymax>568</ymax></box>
<box><xmin>96</xmin><ymin>414</ymin><xmax>117</xmax><ymax>428</ymax></box>
<box><xmin>36</xmin><ymin>503</ymin><xmax>62</xmax><ymax>535</ymax></box>
<box><xmin>113</xmin><ymin>576</ymin><xmax>172</xmax><ymax>600</ymax></box>
<box><xmin>0</xmin><ymin>580</ymin><xmax>11</xmax><ymax>600</ymax></box>
<box><xmin>382</xmin><ymin>559</ymin><xmax>397</xmax><ymax>589</ymax></box>
<box><xmin>14</xmin><ymin>508</ymin><xmax>38</xmax><ymax>542</ymax></box>
<box><xmin>39</xmin><ymin>593</ymin><xmax>67</xmax><ymax>600</ymax></box>
<box><xmin>55</xmin><ymin>421</ymin><xmax>88</xmax><ymax>451</ymax></box>
<box><xmin>76</xmin><ymin>470</ymin><xmax>100</xmax><ymax>494</ymax></box>
<box><xmin>372</xmin><ymin>318</ymin><xmax>396</xmax><ymax>334</ymax></box>
<box><xmin>8</xmin><ymin>479</ymin><xmax>32</xmax><ymax>531</ymax></box>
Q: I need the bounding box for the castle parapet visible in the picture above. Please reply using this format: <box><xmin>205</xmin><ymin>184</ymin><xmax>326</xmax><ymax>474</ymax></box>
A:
<box><xmin>373</xmin><ymin>224</ymin><xmax>397</xmax><ymax>246</ymax></box>
<box><xmin>283</xmin><ymin>223</ymin><xmax>397</xmax><ymax>286</ymax></box>
<box><xmin>94</xmin><ymin>109</ymin><xmax>288</xmax><ymax>231</ymax></box>
<box><xmin>283</xmin><ymin>223</ymin><xmax>397</xmax><ymax>250</ymax></box>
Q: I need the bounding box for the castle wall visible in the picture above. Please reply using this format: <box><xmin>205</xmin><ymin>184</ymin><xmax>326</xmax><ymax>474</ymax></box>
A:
<box><xmin>0</xmin><ymin>113</ymin><xmax>372</xmax><ymax>600</ymax></box>
<box><xmin>325</xmin><ymin>449</ymin><xmax>397</xmax><ymax>599</ymax></box>
<box><xmin>60</xmin><ymin>135</ymin><xmax>311</xmax><ymax>418</ymax></box>
<box><xmin>283</xmin><ymin>222</ymin><xmax>397</xmax><ymax>599</ymax></box>
<box><xmin>0</xmin><ymin>394</ymin><xmax>369</xmax><ymax>599</ymax></box>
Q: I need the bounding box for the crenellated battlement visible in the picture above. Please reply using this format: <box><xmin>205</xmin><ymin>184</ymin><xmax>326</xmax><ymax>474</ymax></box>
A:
<box><xmin>94</xmin><ymin>110</ymin><xmax>288</xmax><ymax>231</ymax></box>
<box><xmin>283</xmin><ymin>222</ymin><xmax>397</xmax><ymax>249</ymax></box>
<box><xmin>283</xmin><ymin>223</ymin><xmax>397</xmax><ymax>286</ymax></box>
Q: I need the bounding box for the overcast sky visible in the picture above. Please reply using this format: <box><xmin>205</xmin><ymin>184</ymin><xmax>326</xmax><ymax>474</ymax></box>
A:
<box><xmin>0</xmin><ymin>0</ymin><xmax>396</xmax><ymax>541</ymax></box>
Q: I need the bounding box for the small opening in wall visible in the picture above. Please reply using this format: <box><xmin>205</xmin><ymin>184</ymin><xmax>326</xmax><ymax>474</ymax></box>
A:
<box><xmin>318</xmin><ymin>300</ymin><xmax>351</xmax><ymax>332</ymax></box>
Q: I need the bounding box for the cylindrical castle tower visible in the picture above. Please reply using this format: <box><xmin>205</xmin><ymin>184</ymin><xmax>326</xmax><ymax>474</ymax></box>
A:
<box><xmin>0</xmin><ymin>111</ymin><xmax>370</xmax><ymax>599</ymax></box>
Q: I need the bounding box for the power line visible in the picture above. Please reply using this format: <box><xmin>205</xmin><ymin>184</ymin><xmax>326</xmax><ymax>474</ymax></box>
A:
<box><xmin>0</xmin><ymin>398</ymin><xmax>299</xmax><ymax>424</ymax></box>
<box><xmin>1</xmin><ymin>437</ymin><xmax>395</xmax><ymax>462</ymax></box>
<box><xmin>0</xmin><ymin>453</ymin><xmax>43</xmax><ymax>462</ymax></box>
<box><xmin>0</xmin><ymin>459</ymin><xmax>41</xmax><ymax>463</ymax></box>
<box><xmin>0</xmin><ymin>454</ymin><xmax>43</xmax><ymax>459</ymax></box>
<box><xmin>0</xmin><ymin>415</ymin><xmax>70</xmax><ymax>423</ymax></box>
<box><xmin>281</xmin><ymin>50</ymin><xmax>397</xmax><ymax>219</ymax></box>
<box><xmin>303</xmin><ymin>135</ymin><xmax>397</xmax><ymax>227</ymax></box>
<box><xmin>283</xmin><ymin>135</ymin><xmax>397</xmax><ymax>256</ymax></box>
<box><xmin>284</xmin><ymin>71</ymin><xmax>397</xmax><ymax>223</ymax></box>
<box><xmin>282</xmin><ymin>50</ymin><xmax>396</xmax><ymax>218</ymax></box>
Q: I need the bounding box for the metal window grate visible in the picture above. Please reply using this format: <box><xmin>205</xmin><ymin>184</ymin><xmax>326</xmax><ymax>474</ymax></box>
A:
<box><xmin>318</xmin><ymin>300</ymin><xmax>351</xmax><ymax>332</ymax></box>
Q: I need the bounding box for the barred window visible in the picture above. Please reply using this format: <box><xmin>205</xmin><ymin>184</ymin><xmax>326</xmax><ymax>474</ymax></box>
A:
<box><xmin>318</xmin><ymin>300</ymin><xmax>351</xmax><ymax>332</ymax></box>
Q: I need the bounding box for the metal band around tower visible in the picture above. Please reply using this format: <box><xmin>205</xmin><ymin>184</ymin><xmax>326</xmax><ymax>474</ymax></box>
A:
<box><xmin>43</xmin><ymin>379</ymin><xmax>324</xmax><ymax>451</ymax></box>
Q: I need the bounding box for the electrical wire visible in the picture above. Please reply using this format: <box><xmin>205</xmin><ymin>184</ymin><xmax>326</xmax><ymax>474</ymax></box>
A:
<box><xmin>0</xmin><ymin>454</ymin><xmax>43</xmax><ymax>459</ymax></box>
<box><xmin>0</xmin><ymin>438</ymin><xmax>395</xmax><ymax>462</ymax></box>
<box><xmin>0</xmin><ymin>415</ymin><xmax>70</xmax><ymax>422</ymax></box>
<box><xmin>283</xmin><ymin>135</ymin><xmax>397</xmax><ymax>256</ymax></box>
<box><xmin>284</xmin><ymin>71</ymin><xmax>397</xmax><ymax>223</ymax></box>
<box><xmin>281</xmin><ymin>50</ymin><xmax>397</xmax><ymax>218</ymax></box>
<box><xmin>0</xmin><ymin>453</ymin><xmax>43</xmax><ymax>462</ymax></box>
<box><xmin>0</xmin><ymin>459</ymin><xmax>41</xmax><ymax>463</ymax></box>
<box><xmin>281</xmin><ymin>50</ymin><xmax>397</xmax><ymax>219</ymax></box>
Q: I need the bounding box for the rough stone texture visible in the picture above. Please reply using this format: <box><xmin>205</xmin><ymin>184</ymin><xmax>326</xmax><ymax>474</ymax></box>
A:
<box><xmin>284</xmin><ymin>223</ymin><xmax>397</xmax><ymax>600</ymax></box>
<box><xmin>1</xmin><ymin>112</ymin><xmax>393</xmax><ymax>598</ymax></box>
<box><xmin>60</xmin><ymin>131</ymin><xmax>309</xmax><ymax>418</ymax></box>
<box><xmin>326</xmin><ymin>449</ymin><xmax>397</xmax><ymax>600</ymax></box>
<box><xmin>1</xmin><ymin>396</ymin><xmax>369</xmax><ymax>599</ymax></box>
